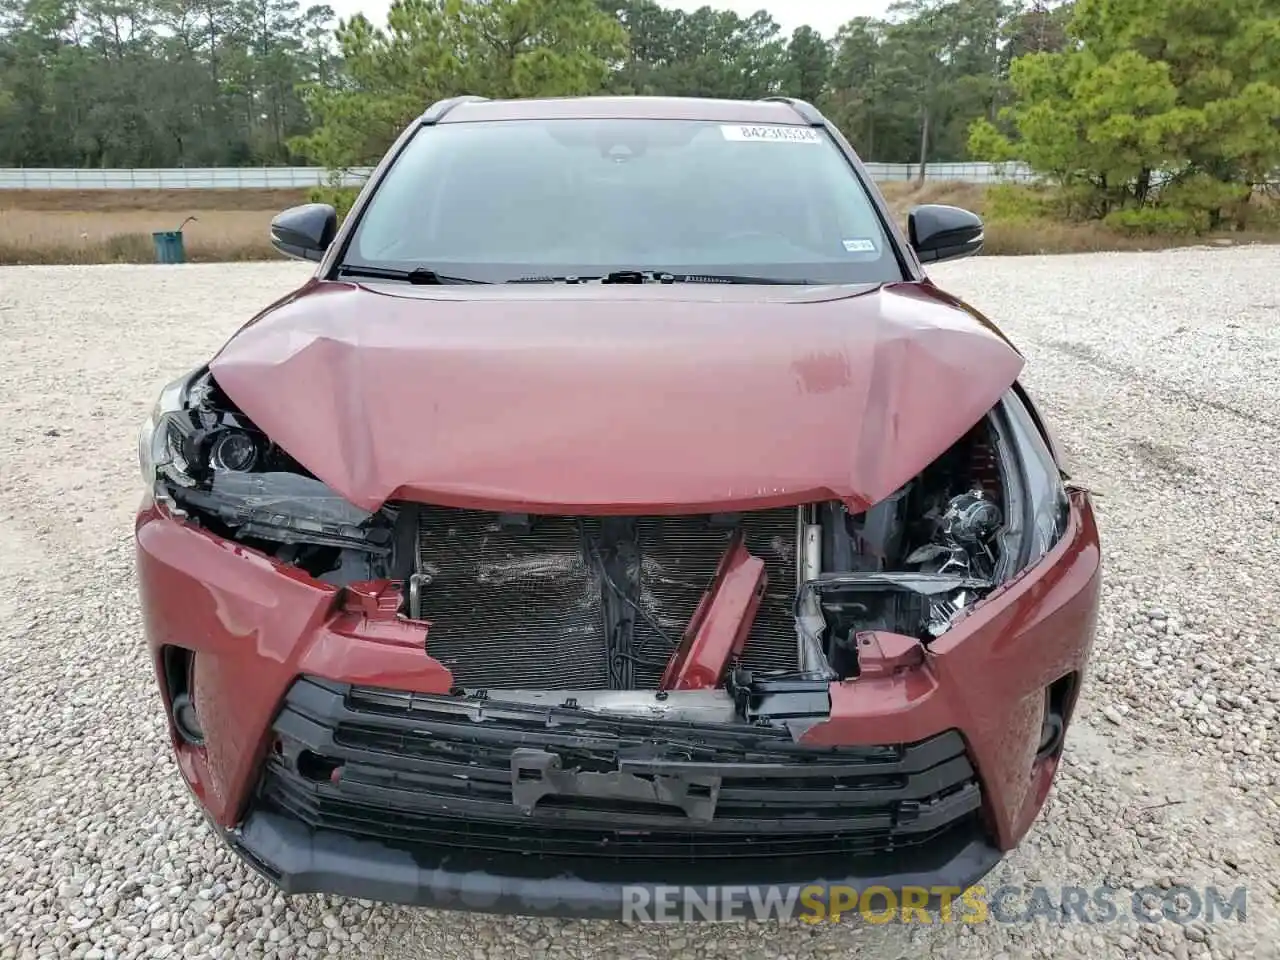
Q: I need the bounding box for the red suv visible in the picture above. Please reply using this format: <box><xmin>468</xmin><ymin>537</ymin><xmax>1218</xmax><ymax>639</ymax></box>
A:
<box><xmin>135</xmin><ymin>94</ymin><xmax>1100</xmax><ymax>918</ymax></box>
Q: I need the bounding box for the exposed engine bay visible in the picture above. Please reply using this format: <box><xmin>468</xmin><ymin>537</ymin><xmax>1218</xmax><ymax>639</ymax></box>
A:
<box><xmin>405</xmin><ymin>419</ymin><xmax>1015</xmax><ymax>691</ymax></box>
<box><xmin>146</xmin><ymin>370</ymin><xmax>1068</xmax><ymax>708</ymax></box>
<box><xmin>408</xmin><ymin>505</ymin><xmax>800</xmax><ymax>689</ymax></box>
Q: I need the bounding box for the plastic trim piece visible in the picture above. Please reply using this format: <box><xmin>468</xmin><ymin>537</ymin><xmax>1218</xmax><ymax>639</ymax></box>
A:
<box><xmin>421</xmin><ymin>95</ymin><xmax>490</xmax><ymax>124</ymax></box>
<box><xmin>759</xmin><ymin>96</ymin><xmax>826</xmax><ymax>125</ymax></box>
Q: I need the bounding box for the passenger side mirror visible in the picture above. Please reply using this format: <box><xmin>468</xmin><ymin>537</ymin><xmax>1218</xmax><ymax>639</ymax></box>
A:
<box><xmin>270</xmin><ymin>203</ymin><xmax>338</xmax><ymax>262</ymax></box>
<box><xmin>908</xmin><ymin>204</ymin><xmax>984</xmax><ymax>264</ymax></box>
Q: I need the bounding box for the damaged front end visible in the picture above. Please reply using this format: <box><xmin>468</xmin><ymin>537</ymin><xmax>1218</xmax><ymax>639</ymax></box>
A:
<box><xmin>402</xmin><ymin>388</ymin><xmax>1069</xmax><ymax>719</ymax></box>
<box><xmin>141</xmin><ymin>366</ymin><xmax>1069</xmax><ymax>729</ymax></box>
<box><xmin>138</xmin><ymin>368</ymin><xmax>404</xmax><ymax>586</ymax></box>
<box><xmin>791</xmin><ymin>389</ymin><xmax>1069</xmax><ymax>687</ymax></box>
<box><xmin>137</xmin><ymin>362</ymin><xmax>1094</xmax><ymax>909</ymax></box>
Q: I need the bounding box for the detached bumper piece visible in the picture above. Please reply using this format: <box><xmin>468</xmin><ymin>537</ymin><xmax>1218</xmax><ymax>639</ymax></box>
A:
<box><xmin>230</xmin><ymin>678</ymin><xmax>1001</xmax><ymax>917</ymax></box>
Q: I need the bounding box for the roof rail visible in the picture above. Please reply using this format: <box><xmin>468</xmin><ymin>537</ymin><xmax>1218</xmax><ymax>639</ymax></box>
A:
<box><xmin>422</xmin><ymin>95</ymin><xmax>490</xmax><ymax>124</ymax></box>
<box><xmin>760</xmin><ymin>96</ymin><xmax>824</xmax><ymax>125</ymax></box>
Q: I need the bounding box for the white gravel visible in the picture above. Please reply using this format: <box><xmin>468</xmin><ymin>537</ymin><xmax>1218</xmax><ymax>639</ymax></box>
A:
<box><xmin>1</xmin><ymin>247</ymin><xmax>1278</xmax><ymax>959</ymax></box>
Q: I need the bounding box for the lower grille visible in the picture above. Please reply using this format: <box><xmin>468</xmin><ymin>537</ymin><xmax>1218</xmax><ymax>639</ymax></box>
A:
<box><xmin>259</xmin><ymin>679</ymin><xmax>985</xmax><ymax>881</ymax></box>
<box><xmin>414</xmin><ymin>505</ymin><xmax>800</xmax><ymax>689</ymax></box>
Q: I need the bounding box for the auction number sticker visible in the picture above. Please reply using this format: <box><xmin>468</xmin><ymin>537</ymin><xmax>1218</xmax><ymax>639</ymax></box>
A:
<box><xmin>720</xmin><ymin>124</ymin><xmax>824</xmax><ymax>144</ymax></box>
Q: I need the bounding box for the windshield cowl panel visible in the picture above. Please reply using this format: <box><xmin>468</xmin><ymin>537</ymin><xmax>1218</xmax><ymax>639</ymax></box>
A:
<box><xmin>336</xmin><ymin>278</ymin><xmax>885</xmax><ymax>305</ymax></box>
<box><xmin>340</xmin><ymin>118</ymin><xmax>903</xmax><ymax>287</ymax></box>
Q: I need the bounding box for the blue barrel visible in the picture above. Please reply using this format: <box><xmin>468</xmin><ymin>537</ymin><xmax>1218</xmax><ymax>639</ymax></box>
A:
<box><xmin>151</xmin><ymin>230</ymin><xmax>187</xmax><ymax>264</ymax></box>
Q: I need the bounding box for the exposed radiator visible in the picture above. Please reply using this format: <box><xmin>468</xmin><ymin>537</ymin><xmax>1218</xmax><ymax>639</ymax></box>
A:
<box><xmin>414</xmin><ymin>506</ymin><xmax>800</xmax><ymax>689</ymax></box>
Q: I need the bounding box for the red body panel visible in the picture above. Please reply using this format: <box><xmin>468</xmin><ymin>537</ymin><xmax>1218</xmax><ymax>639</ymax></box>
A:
<box><xmin>135</xmin><ymin>500</ymin><xmax>454</xmax><ymax>823</ymax></box>
<box><xmin>209</xmin><ymin>281</ymin><xmax>1023</xmax><ymax>515</ymax></box>
<box><xmin>136</xmin><ymin>489</ymin><xmax>1100</xmax><ymax>845</ymax></box>
<box><xmin>799</xmin><ymin>489</ymin><xmax>1101</xmax><ymax>847</ymax></box>
<box><xmin>660</xmin><ymin>535</ymin><xmax>766</xmax><ymax>691</ymax></box>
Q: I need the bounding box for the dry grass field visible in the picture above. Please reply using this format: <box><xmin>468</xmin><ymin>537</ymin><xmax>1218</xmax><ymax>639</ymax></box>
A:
<box><xmin>0</xmin><ymin>189</ymin><xmax>306</xmax><ymax>264</ymax></box>
<box><xmin>0</xmin><ymin>188</ymin><xmax>309</xmax><ymax>212</ymax></box>
<box><xmin>878</xmin><ymin>181</ymin><xmax>1280</xmax><ymax>255</ymax></box>
<box><xmin>1</xmin><ymin>182</ymin><xmax>1274</xmax><ymax>264</ymax></box>
<box><xmin>0</xmin><ymin>209</ymin><xmax>278</xmax><ymax>263</ymax></box>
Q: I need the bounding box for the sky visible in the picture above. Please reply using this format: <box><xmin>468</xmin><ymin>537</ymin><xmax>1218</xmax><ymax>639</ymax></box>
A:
<box><xmin>324</xmin><ymin>0</ymin><xmax>897</xmax><ymax>39</ymax></box>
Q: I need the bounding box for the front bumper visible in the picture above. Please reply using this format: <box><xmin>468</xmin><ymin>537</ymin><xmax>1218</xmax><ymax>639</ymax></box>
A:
<box><xmin>223</xmin><ymin>810</ymin><xmax>1002</xmax><ymax>918</ymax></box>
<box><xmin>136</xmin><ymin>490</ymin><xmax>1100</xmax><ymax>916</ymax></box>
<box><xmin>226</xmin><ymin>676</ymin><xmax>1000</xmax><ymax>916</ymax></box>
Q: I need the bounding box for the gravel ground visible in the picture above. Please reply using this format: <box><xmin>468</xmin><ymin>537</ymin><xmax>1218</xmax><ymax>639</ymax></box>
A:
<box><xmin>1</xmin><ymin>247</ymin><xmax>1278</xmax><ymax>959</ymax></box>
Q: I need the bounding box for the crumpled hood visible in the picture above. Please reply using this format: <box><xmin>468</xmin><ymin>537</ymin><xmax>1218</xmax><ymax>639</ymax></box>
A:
<box><xmin>209</xmin><ymin>280</ymin><xmax>1024</xmax><ymax>514</ymax></box>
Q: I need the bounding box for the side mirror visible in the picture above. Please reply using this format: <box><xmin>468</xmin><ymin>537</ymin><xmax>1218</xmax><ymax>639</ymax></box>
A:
<box><xmin>270</xmin><ymin>203</ymin><xmax>338</xmax><ymax>262</ymax></box>
<box><xmin>908</xmin><ymin>204</ymin><xmax>984</xmax><ymax>264</ymax></box>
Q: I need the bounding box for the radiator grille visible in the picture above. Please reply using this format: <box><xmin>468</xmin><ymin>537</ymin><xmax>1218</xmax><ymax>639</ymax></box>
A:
<box><xmin>415</xmin><ymin>509</ymin><xmax>608</xmax><ymax>689</ymax></box>
<box><xmin>258</xmin><ymin>679</ymin><xmax>985</xmax><ymax>882</ymax></box>
<box><xmin>415</xmin><ymin>506</ymin><xmax>799</xmax><ymax>689</ymax></box>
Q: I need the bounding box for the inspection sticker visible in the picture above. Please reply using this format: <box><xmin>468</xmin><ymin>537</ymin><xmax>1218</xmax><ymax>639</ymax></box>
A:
<box><xmin>842</xmin><ymin>238</ymin><xmax>878</xmax><ymax>253</ymax></box>
<box><xmin>720</xmin><ymin>124</ymin><xmax>824</xmax><ymax>144</ymax></box>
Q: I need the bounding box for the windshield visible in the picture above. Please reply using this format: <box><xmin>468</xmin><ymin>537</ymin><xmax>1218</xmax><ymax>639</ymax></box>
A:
<box><xmin>342</xmin><ymin>118</ymin><xmax>903</xmax><ymax>285</ymax></box>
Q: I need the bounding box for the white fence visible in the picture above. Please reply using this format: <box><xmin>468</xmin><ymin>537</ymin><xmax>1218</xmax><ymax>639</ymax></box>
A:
<box><xmin>864</xmin><ymin>161</ymin><xmax>1035</xmax><ymax>183</ymax></box>
<box><xmin>0</xmin><ymin>161</ymin><xmax>1036</xmax><ymax>190</ymax></box>
<box><xmin>0</xmin><ymin>167</ymin><xmax>366</xmax><ymax>189</ymax></box>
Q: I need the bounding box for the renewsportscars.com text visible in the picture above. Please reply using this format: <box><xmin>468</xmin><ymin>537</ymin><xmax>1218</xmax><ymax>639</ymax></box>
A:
<box><xmin>621</xmin><ymin>884</ymin><xmax>1248</xmax><ymax>925</ymax></box>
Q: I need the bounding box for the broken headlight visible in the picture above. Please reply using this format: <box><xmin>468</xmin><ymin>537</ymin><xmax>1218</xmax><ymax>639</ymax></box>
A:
<box><xmin>138</xmin><ymin>368</ymin><xmax>277</xmax><ymax>496</ymax></box>
<box><xmin>137</xmin><ymin>367</ymin><xmax>390</xmax><ymax>556</ymax></box>
<box><xmin>800</xmin><ymin>388</ymin><xmax>1073</xmax><ymax>675</ymax></box>
<box><xmin>138</xmin><ymin>368</ymin><xmax>201</xmax><ymax>494</ymax></box>
<box><xmin>994</xmin><ymin>389</ymin><xmax>1070</xmax><ymax>578</ymax></box>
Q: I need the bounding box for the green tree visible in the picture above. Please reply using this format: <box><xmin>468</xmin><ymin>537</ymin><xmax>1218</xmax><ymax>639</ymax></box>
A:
<box><xmin>822</xmin><ymin>17</ymin><xmax>888</xmax><ymax>155</ymax></box>
<box><xmin>970</xmin><ymin>0</ymin><xmax>1280</xmax><ymax>226</ymax></box>
<box><xmin>0</xmin><ymin>0</ymin><xmax>334</xmax><ymax>165</ymax></box>
<box><xmin>882</xmin><ymin>0</ymin><xmax>1012</xmax><ymax>178</ymax></box>
<box><xmin>822</xmin><ymin>1</ymin><xmax>1017</xmax><ymax>167</ymax></box>
<box><xmin>1006</xmin><ymin>0</ymin><xmax>1070</xmax><ymax>60</ymax></box>
<box><xmin>653</xmin><ymin>7</ymin><xmax>785</xmax><ymax>99</ymax></box>
<box><xmin>784</xmin><ymin>25</ymin><xmax>830</xmax><ymax>103</ymax></box>
<box><xmin>0</xmin><ymin>0</ymin><xmax>1073</xmax><ymax>173</ymax></box>
<box><xmin>291</xmin><ymin>0</ymin><xmax>627</xmax><ymax>170</ymax></box>
<box><xmin>598</xmin><ymin>0</ymin><xmax>679</xmax><ymax>94</ymax></box>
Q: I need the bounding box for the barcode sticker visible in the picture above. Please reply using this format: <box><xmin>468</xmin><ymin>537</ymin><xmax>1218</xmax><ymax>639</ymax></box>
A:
<box><xmin>720</xmin><ymin>125</ymin><xmax>824</xmax><ymax>144</ymax></box>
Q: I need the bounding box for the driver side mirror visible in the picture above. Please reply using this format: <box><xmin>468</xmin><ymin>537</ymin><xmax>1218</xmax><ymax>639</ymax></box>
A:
<box><xmin>270</xmin><ymin>203</ymin><xmax>338</xmax><ymax>262</ymax></box>
<box><xmin>908</xmin><ymin>204</ymin><xmax>984</xmax><ymax>264</ymax></box>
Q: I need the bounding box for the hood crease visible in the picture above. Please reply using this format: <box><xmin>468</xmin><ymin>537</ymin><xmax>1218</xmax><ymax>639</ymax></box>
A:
<box><xmin>209</xmin><ymin>283</ymin><xmax>1023</xmax><ymax>514</ymax></box>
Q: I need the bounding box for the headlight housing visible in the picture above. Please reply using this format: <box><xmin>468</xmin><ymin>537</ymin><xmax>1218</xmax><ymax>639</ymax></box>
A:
<box><xmin>138</xmin><ymin>369</ymin><xmax>197</xmax><ymax>495</ymax></box>
<box><xmin>137</xmin><ymin>367</ymin><xmax>390</xmax><ymax>556</ymax></box>
<box><xmin>139</xmin><ymin>368</ymin><xmax>267</xmax><ymax>500</ymax></box>
<box><xmin>139</xmin><ymin>368</ymin><xmax>220</xmax><ymax>506</ymax></box>
<box><xmin>992</xmin><ymin>388</ymin><xmax>1070</xmax><ymax>578</ymax></box>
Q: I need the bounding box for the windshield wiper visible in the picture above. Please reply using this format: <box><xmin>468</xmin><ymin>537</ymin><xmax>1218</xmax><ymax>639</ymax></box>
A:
<box><xmin>337</xmin><ymin>264</ymin><xmax>488</xmax><ymax>285</ymax></box>
<box><xmin>508</xmin><ymin>270</ymin><xmax>816</xmax><ymax>285</ymax></box>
